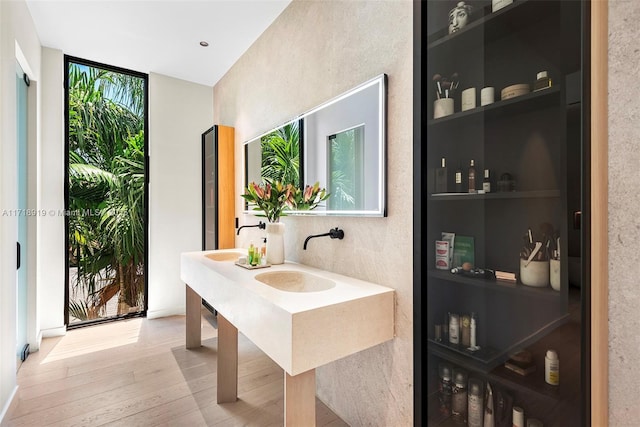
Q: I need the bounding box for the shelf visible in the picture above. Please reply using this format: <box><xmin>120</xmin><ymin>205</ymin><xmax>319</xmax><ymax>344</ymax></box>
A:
<box><xmin>429</xmin><ymin>190</ymin><xmax>560</xmax><ymax>201</ymax></box>
<box><xmin>428</xmin><ymin>269</ymin><xmax>561</xmax><ymax>300</ymax></box>
<box><xmin>427</xmin><ymin>86</ymin><xmax>561</xmax><ymax>128</ymax></box>
<box><xmin>428</xmin><ymin>338</ymin><xmax>502</xmax><ymax>370</ymax></box>
<box><xmin>428</xmin><ymin>314</ymin><xmax>569</xmax><ymax>400</ymax></box>
<box><xmin>427</xmin><ymin>0</ymin><xmax>560</xmax><ymax>51</ymax></box>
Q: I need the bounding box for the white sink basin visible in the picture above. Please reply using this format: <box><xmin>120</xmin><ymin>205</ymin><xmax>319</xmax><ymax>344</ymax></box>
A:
<box><xmin>181</xmin><ymin>249</ymin><xmax>395</xmax><ymax>375</ymax></box>
<box><xmin>255</xmin><ymin>270</ymin><xmax>336</xmax><ymax>292</ymax></box>
<box><xmin>205</xmin><ymin>251</ymin><xmax>244</xmax><ymax>262</ymax></box>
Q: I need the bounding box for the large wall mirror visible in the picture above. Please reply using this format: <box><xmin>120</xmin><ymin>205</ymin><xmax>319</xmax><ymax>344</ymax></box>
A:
<box><xmin>243</xmin><ymin>74</ymin><xmax>387</xmax><ymax>217</ymax></box>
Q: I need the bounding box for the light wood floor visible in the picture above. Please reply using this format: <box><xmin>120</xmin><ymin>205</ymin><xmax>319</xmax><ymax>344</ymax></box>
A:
<box><xmin>2</xmin><ymin>309</ymin><xmax>348</xmax><ymax>427</ymax></box>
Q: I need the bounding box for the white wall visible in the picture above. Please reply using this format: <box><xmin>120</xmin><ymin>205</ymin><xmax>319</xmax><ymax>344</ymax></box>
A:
<box><xmin>0</xmin><ymin>0</ymin><xmax>41</xmax><ymax>419</ymax></box>
<box><xmin>148</xmin><ymin>73</ymin><xmax>213</xmax><ymax>319</ymax></box>
<box><xmin>38</xmin><ymin>47</ymin><xmax>65</xmax><ymax>337</ymax></box>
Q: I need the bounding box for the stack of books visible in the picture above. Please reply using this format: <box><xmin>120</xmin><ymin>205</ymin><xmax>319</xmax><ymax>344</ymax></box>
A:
<box><xmin>495</xmin><ymin>270</ymin><xmax>517</xmax><ymax>283</ymax></box>
<box><xmin>504</xmin><ymin>350</ymin><xmax>536</xmax><ymax>376</ymax></box>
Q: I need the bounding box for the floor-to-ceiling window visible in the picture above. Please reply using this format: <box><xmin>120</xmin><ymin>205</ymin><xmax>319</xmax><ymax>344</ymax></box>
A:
<box><xmin>64</xmin><ymin>56</ymin><xmax>148</xmax><ymax>327</ymax></box>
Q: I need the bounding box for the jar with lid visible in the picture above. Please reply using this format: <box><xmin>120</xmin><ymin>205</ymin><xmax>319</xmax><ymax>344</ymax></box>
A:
<box><xmin>533</xmin><ymin>70</ymin><xmax>552</xmax><ymax>91</ymax></box>
<box><xmin>451</xmin><ymin>368</ymin><xmax>468</xmax><ymax>420</ymax></box>
<box><xmin>467</xmin><ymin>378</ymin><xmax>484</xmax><ymax>427</ymax></box>
<box><xmin>438</xmin><ymin>362</ymin><xmax>453</xmax><ymax>416</ymax></box>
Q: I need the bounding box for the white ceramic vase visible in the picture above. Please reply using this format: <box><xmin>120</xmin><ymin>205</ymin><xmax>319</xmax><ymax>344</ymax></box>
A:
<box><xmin>266</xmin><ymin>222</ymin><xmax>285</xmax><ymax>265</ymax></box>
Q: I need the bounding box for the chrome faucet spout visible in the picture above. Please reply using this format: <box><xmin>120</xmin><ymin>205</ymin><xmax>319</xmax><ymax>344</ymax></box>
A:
<box><xmin>303</xmin><ymin>227</ymin><xmax>344</xmax><ymax>250</ymax></box>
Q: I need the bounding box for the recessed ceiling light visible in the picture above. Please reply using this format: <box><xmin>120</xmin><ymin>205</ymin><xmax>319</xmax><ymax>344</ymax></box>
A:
<box><xmin>199</xmin><ymin>41</ymin><xmax>209</xmax><ymax>47</ymax></box>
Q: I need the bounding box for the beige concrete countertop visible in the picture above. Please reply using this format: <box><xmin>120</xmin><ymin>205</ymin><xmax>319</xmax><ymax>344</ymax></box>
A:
<box><xmin>181</xmin><ymin>249</ymin><xmax>395</xmax><ymax>376</ymax></box>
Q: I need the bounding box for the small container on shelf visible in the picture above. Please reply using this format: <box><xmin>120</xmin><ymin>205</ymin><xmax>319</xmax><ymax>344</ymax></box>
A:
<box><xmin>520</xmin><ymin>258</ymin><xmax>550</xmax><ymax>287</ymax></box>
<box><xmin>492</xmin><ymin>0</ymin><xmax>513</xmax><ymax>13</ymax></box>
<box><xmin>501</xmin><ymin>83</ymin><xmax>530</xmax><ymax>100</ymax></box>
<box><xmin>533</xmin><ymin>71</ymin><xmax>552</xmax><ymax>91</ymax></box>
<box><xmin>497</xmin><ymin>172</ymin><xmax>516</xmax><ymax>192</ymax></box>
<box><xmin>434</xmin><ymin>98</ymin><xmax>454</xmax><ymax>119</ymax></box>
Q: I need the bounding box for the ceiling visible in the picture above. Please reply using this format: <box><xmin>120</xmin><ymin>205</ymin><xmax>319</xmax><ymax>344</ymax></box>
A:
<box><xmin>25</xmin><ymin>0</ymin><xmax>292</xmax><ymax>87</ymax></box>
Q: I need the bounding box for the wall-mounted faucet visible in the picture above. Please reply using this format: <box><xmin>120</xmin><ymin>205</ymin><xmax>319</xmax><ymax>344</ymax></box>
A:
<box><xmin>303</xmin><ymin>227</ymin><xmax>344</xmax><ymax>250</ymax></box>
<box><xmin>237</xmin><ymin>221</ymin><xmax>266</xmax><ymax>235</ymax></box>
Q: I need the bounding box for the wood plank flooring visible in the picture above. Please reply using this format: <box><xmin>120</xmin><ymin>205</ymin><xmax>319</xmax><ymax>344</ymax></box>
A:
<box><xmin>2</xmin><ymin>309</ymin><xmax>348</xmax><ymax>427</ymax></box>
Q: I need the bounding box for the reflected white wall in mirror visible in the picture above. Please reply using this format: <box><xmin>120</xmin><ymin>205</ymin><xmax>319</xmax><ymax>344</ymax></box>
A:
<box><xmin>243</xmin><ymin>74</ymin><xmax>386</xmax><ymax>217</ymax></box>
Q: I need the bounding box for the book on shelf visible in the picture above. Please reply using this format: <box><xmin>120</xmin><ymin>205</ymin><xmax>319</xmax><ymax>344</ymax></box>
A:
<box><xmin>453</xmin><ymin>235</ymin><xmax>474</xmax><ymax>267</ymax></box>
<box><xmin>504</xmin><ymin>357</ymin><xmax>536</xmax><ymax>376</ymax></box>
<box><xmin>495</xmin><ymin>270</ymin><xmax>517</xmax><ymax>283</ymax></box>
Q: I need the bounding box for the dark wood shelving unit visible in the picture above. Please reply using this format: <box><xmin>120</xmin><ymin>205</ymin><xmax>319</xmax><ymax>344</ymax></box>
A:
<box><xmin>415</xmin><ymin>1</ymin><xmax>588</xmax><ymax>426</ymax></box>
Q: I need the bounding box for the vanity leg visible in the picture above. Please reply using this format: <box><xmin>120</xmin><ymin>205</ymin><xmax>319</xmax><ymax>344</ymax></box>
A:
<box><xmin>185</xmin><ymin>285</ymin><xmax>201</xmax><ymax>349</ymax></box>
<box><xmin>284</xmin><ymin>369</ymin><xmax>316</xmax><ymax>427</ymax></box>
<box><xmin>217</xmin><ymin>314</ymin><xmax>238</xmax><ymax>403</ymax></box>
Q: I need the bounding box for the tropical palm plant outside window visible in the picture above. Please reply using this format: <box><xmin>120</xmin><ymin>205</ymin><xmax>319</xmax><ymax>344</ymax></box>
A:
<box><xmin>67</xmin><ymin>63</ymin><xmax>146</xmax><ymax>323</ymax></box>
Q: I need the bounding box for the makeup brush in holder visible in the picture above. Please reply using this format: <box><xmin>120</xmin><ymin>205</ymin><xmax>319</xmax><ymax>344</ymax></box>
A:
<box><xmin>433</xmin><ymin>72</ymin><xmax>459</xmax><ymax>119</ymax></box>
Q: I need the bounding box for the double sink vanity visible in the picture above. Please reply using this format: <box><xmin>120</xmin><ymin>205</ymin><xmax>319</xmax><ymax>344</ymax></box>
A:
<box><xmin>180</xmin><ymin>249</ymin><xmax>395</xmax><ymax>426</ymax></box>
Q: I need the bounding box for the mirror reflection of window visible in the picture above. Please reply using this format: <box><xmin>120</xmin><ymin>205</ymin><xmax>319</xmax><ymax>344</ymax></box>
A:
<box><xmin>259</xmin><ymin>120</ymin><xmax>301</xmax><ymax>186</ymax></box>
<box><xmin>327</xmin><ymin>125</ymin><xmax>364</xmax><ymax>210</ymax></box>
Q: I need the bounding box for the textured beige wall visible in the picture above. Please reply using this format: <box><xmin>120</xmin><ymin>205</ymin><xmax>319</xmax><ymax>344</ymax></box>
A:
<box><xmin>608</xmin><ymin>0</ymin><xmax>640</xmax><ymax>424</ymax></box>
<box><xmin>213</xmin><ymin>1</ymin><xmax>413</xmax><ymax>425</ymax></box>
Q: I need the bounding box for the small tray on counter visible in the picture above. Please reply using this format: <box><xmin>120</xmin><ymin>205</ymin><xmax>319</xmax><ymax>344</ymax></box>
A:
<box><xmin>234</xmin><ymin>262</ymin><xmax>271</xmax><ymax>270</ymax></box>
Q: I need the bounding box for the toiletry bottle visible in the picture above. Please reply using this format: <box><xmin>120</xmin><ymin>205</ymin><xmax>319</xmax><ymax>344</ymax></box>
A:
<box><xmin>484</xmin><ymin>382</ymin><xmax>495</xmax><ymax>427</ymax></box>
<box><xmin>483</xmin><ymin>169</ymin><xmax>491</xmax><ymax>193</ymax></box>
<box><xmin>248</xmin><ymin>242</ymin><xmax>255</xmax><ymax>266</ymax></box>
<box><xmin>260</xmin><ymin>240</ymin><xmax>267</xmax><ymax>265</ymax></box>
<box><xmin>461</xmin><ymin>314</ymin><xmax>471</xmax><ymax>347</ymax></box>
<box><xmin>513</xmin><ymin>406</ymin><xmax>525</xmax><ymax>427</ymax></box>
<box><xmin>435</xmin><ymin>157</ymin><xmax>448</xmax><ymax>193</ymax></box>
<box><xmin>470</xmin><ymin>312</ymin><xmax>477</xmax><ymax>348</ymax></box>
<box><xmin>455</xmin><ymin>164</ymin><xmax>463</xmax><ymax>193</ymax></box>
<box><xmin>467</xmin><ymin>378</ymin><xmax>484</xmax><ymax>427</ymax></box>
<box><xmin>451</xmin><ymin>369</ymin><xmax>468</xmax><ymax>421</ymax></box>
<box><xmin>545</xmin><ymin>349</ymin><xmax>560</xmax><ymax>385</ymax></box>
<box><xmin>468</xmin><ymin>160</ymin><xmax>476</xmax><ymax>193</ymax></box>
<box><xmin>438</xmin><ymin>363</ymin><xmax>453</xmax><ymax>416</ymax></box>
<box><xmin>449</xmin><ymin>313</ymin><xmax>460</xmax><ymax>344</ymax></box>
<box><xmin>252</xmin><ymin>249</ymin><xmax>260</xmax><ymax>266</ymax></box>
<box><xmin>534</xmin><ymin>70</ymin><xmax>552</xmax><ymax>91</ymax></box>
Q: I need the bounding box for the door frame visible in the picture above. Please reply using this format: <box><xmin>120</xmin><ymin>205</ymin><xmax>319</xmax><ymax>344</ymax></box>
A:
<box><xmin>590</xmin><ymin>0</ymin><xmax>608</xmax><ymax>424</ymax></box>
<box><xmin>63</xmin><ymin>55</ymin><xmax>149</xmax><ymax>327</ymax></box>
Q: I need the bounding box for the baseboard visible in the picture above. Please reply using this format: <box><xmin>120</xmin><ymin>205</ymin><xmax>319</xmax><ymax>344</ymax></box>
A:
<box><xmin>147</xmin><ymin>306</ymin><xmax>185</xmax><ymax>320</ymax></box>
<box><xmin>41</xmin><ymin>325</ymin><xmax>67</xmax><ymax>338</ymax></box>
<box><xmin>0</xmin><ymin>385</ymin><xmax>18</xmax><ymax>424</ymax></box>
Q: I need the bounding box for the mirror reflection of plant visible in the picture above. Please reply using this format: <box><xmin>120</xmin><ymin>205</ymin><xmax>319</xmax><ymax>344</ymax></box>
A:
<box><xmin>292</xmin><ymin>181</ymin><xmax>330</xmax><ymax>211</ymax></box>
<box><xmin>67</xmin><ymin>63</ymin><xmax>145</xmax><ymax>321</ymax></box>
<box><xmin>242</xmin><ymin>179</ymin><xmax>329</xmax><ymax>223</ymax></box>
<box><xmin>260</xmin><ymin>121</ymin><xmax>300</xmax><ymax>186</ymax></box>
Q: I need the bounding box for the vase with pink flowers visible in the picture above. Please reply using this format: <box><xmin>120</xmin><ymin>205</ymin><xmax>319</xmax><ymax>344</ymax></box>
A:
<box><xmin>242</xmin><ymin>180</ymin><xmax>329</xmax><ymax>264</ymax></box>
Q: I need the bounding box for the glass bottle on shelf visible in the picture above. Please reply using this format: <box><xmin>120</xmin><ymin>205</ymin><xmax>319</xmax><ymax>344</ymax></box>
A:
<box><xmin>435</xmin><ymin>157</ymin><xmax>448</xmax><ymax>193</ymax></box>
<box><xmin>483</xmin><ymin>169</ymin><xmax>491</xmax><ymax>193</ymax></box>
<box><xmin>455</xmin><ymin>164</ymin><xmax>463</xmax><ymax>193</ymax></box>
<box><xmin>468</xmin><ymin>160</ymin><xmax>476</xmax><ymax>193</ymax></box>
